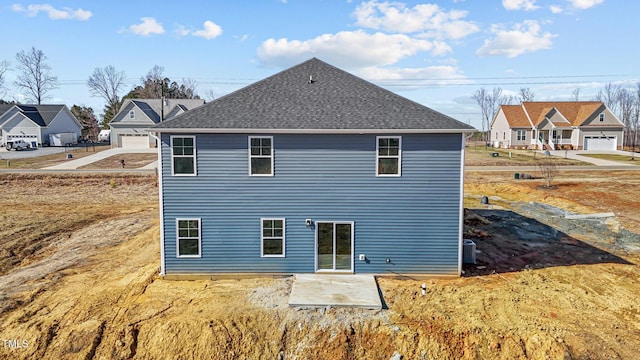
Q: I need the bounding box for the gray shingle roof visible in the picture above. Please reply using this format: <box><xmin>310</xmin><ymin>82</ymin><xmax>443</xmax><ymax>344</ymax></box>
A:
<box><xmin>0</xmin><ymin>104</ymin><xmax>66</xmax><ymax>127</ymax></box>
<box><xmin>132</xmin><ymin>100</ymin><xmax>160</xmax><ymax>123</ymax></box>
<box><xmin>111</xmin><ymin>99</ymin><xmax>205</xmax><ymax>124</ymax></box>
<box><xmin>154</xmin><ymin>58</ymin><xmax>474</xmax><ymax>132</ymax></box>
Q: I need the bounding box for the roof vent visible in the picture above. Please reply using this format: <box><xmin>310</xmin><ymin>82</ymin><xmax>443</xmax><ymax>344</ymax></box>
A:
<box><xmin>308</xmin><ymin>75</ymin><xmax>315</xmax><ymax>84</ymax></box>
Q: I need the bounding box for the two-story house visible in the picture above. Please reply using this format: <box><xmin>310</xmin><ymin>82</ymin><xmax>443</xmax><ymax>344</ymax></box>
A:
<box><xmin>110</xmin><ymin>98</ymin><xmax>204</xmax><ymax>148</ymax></box>
<box><xmin>152</xmin><ymin>58</ymin><xmax>475</xmax><ymax>278</ymax></box>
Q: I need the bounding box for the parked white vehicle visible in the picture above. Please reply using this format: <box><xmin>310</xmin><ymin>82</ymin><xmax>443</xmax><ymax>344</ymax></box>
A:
<box><xmin>98</xmin><ymin>129</ymin><xmax>111</xmax><ymax>142</ymax></box>
<box><xmin>5</xmin><ymin>139</ymin><xmax>30</xmax><ymax>151</ymax></box>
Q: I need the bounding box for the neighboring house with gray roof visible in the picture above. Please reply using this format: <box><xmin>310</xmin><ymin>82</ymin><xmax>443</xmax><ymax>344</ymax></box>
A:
<box><xmin>109</xmin><ymin>98</ymin><xmax>204</xmax><ymax>148</ymax></box>
<box><xmin>0</xmin><ymin>104</ymin><xmax>82</xmax><ymax>147</ymax></box>
<box><xmin>152</xmin><ymin>58</ymin><xmax>475</xmax><ymax>278</ymax></box>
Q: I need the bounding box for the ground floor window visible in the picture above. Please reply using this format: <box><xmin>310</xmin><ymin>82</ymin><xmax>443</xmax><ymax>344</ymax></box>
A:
<box><xmin>176</xmin><ymin>218</ymin><xmax>201</xmax><ymax>257</ymax></box>
<box><xmin>516</xmin><ymin>130</ymin><xmax>526</xmax><ymax>141</ymax></box>
<box><xmin>261</xmin><ymin>218</ymin><xmax>285</xmax><ymax>257</ymax></box>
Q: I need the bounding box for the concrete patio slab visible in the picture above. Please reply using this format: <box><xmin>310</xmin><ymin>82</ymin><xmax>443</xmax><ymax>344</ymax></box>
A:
<box><xmin>288</xmin><ymin>274</ymin><xmax>382</xmax><ymax>310</ymax></box>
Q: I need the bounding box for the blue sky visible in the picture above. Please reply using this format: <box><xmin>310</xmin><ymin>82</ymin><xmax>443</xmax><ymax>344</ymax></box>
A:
<box><xmin>1</xmin><ymin>0</ymin><xmax>638</xmax><ymax>129</ymax></box>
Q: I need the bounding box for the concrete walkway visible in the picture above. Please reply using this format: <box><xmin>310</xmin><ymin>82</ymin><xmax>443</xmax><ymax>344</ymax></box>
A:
<box><xmin>548</xmin><ymin>150</ymin><xmax>638</xmax><ymax>166</ymax></box>
<box><xmin>288</xmin><ymin>274</ymin><xmax>382</xmax><ymax>309</ymax></box>
<box><xmin>44</xmin><ymin>148</ymin><xmax>156</xmax><ymax>170</ymax></box>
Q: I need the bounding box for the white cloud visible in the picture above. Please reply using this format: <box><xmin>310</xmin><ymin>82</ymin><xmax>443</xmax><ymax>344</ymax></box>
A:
<box><xmin>352</xmin><ymin>1</ymin><xmax>478</xmax><ymax>39</ymax></box>
<box><xmin>11</xmin><ymin>3</ymin><xmax>92</xmax><ymax>20</ymax></box>
<box><xmin>192</xmin><ymin>21</ymin><xmax>222</xmax><ymax>39</ymax></box>
<box><xmin>503</xmin><ymin>0</ymin><xmax>539</xmax><ymax>11</ymax></box>
<box><xmin>234</xmin><ymin>34</ymin><xmax>249</xmax><ymax>42</ymax></box>
<box><xmin>476</xmin><ymin>20</ymin><xmax>556</xmax><ymax>58</ymax></box>
<box><xmin>357</xmin><ymin>65</ymin><xmax>468</xmax><ymax>88</ymax></box>
<box><xmin>567</xmin><ymin>0</ymin><xmax>604</xmax><ymax>9</ymax></box>
<box><xmin>175</xmin><ymin>20</ymin><xmax>222</xmax><ymax>40</ymax></box>
<box><xmin>175</xmin><ymin>25</ymin><xmax>190</xmax><ymax>37</ymax></box>
<box><xmin>130</xmin><ymin>17</ymin><xmax>164</xmax><ymax>36</ymax></box>
<box><xmin>257</xmin><ymin>30</ymin><xmax>440</xmax><ymax>69</ymax></box>
<box><xmin>550</xmin><ymin>5</ymin><xmax>563</xmax><ymax>13</ymax></box>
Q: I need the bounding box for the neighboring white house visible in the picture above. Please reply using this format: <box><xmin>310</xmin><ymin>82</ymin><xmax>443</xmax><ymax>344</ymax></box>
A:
<box><xmin>0</xmin><ymin>104</ymin><xmax>83</xmax><ymax>147</ymax></box>
<box><xmin>109</xmin><ymin>98</ymin><xmax>205</xmax><ymax>148</ymax></box>
<box><xmin>491</xmin><ymin>101</ymin><xmax>625</xmax><ymax>151</ymax></box>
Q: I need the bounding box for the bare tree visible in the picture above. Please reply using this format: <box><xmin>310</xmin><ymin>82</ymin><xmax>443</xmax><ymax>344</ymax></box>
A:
<box><xmin>0</xmin><ymin>60</ymin><xmax>9</xmax><ymax>97</ymax></box>
<box><xmin>502</xmin><ymin>94</ymin><xmax>518</xmax><ymax>105</ymax></box>
<box><xmin>140</xmin><ymin>65</ymin><xmax>165</xmax><ymax>98</ymax></box>
<box><xmin>472</xmin><ymin>87</ymin><xmax>505</xmax><ymax>142</ymax></box>
<box><xmin>536</xmin><ymin>157</ymin><xmax>559</xmax><ymax>188</ymax></box>
<box><xmin>14</xmin><ymin>47</ymin><xmax>58</xmax><ymax>104</ymax></box>
<box><xmin>631</xmin><ymin>83</ymin><xmax>640</xmax><ymax>157</ymax></box>
<box><xmin>519</xmin><ymin>87</ymin><xmax>535</xmax><ymax>102</ymax></box>
<box><xmin>87</xmin><ymin>65</ymin><xmax>127</xmax><ymax>116</ymax></box>
<box><xmin>204</xmin><ymin>89</ymin><xmax>216</xmax><ymax>102</ymax></box>
<box><xmin>618</xmin><ymin>88</ymin><xmax>636</xmax><ymax>148</ymax></box>
<box><xmin>595</xmin><ymin>83</ymin><xmax>621</xmax><ymax>115</ymax></box>
<box><xmin>180</xmin><ymin>78</ymin><xmax>198</xmax><ymax>99</ymax></box>
<box><xmin>571</xmin><ymin>88</ymin><xmax>580</xmax><ymax>101</ymax></box>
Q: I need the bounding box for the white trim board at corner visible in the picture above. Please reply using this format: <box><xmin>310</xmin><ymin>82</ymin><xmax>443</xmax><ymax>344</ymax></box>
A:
<box><xmin>564</xmin><ymin>212</ymin><xmax>616</xmax><ymax>220</ymax></box>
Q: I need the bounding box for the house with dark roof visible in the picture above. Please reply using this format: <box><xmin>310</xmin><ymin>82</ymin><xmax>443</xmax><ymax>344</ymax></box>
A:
<box><xmin>490</xmin><ymin>101</ymin><xmax>624</xmax><ymax>150</ymax></box>
<box><xmin>152</xmin><ymin>58</ymin><xmax>475</xmax><ymax>277</ymax></box>
<box><xmin>0</xmin><ymin>104</ymin><xmax>82</xmax><ymax>147</ymax></box>
<box><xmin>109</xmin><ymin>98</ymin><xmax>204</xmax><ymax>148</ymax></box>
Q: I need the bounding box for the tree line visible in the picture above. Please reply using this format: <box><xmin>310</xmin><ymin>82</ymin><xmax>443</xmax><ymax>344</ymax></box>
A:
<box><xmin>0</xmin><ymin>46</ymin><xmax>203</xmax><ymax>140</ymax></box>
<box><xmin>473</xmin><ymin>85</ymin><xmax>640</xmax><ymax>150</ymax></box>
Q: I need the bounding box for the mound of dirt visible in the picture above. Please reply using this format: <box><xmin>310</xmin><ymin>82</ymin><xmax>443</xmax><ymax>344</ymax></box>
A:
<box><xmin>1</xmin><ymin>173</ymin><xmax>639</xmax><ymax>359</ymax></box>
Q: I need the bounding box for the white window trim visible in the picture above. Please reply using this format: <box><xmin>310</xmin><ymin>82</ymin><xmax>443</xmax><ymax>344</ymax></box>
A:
<box><xmin>248</xmin><ymin>136</ymin><xmax>274</xmax><ymax>176</ymax></box>
<box><xmin>129</xmin><ymin>110</ymin><xmax>135</xmax><ymax>119</ymax></box>
<box><xmin>313</xmin><ymin>220</ymin><xmax>355</xmax><ymax>273</ymax></box>
<box><xmin>516</xmin><ymin>130</ymin><xmax>526</xmax><ymax>141</ymax></box>
<box><xmin>376</xmin><ymin>136</ymin><xmax>402</xmax><ymax>177</ymax></box>
<box><xmin>599</xmin><ymin>113</ymin><xmax>605</xmax><ymax>122</ymax></box>
<box><xmin>176</xmin><ymin>218</ymin><xmax>202</xmax><ymax>258</ymax></box>
<box><xmin>260</xmin><ymin>217</ymin><xmax>285</xmax><ymax>258</ymax></box>
<box><xmin>170</xmin><ymin>135</ymin><xmax>197</xmax><ymax>176</ymax></box>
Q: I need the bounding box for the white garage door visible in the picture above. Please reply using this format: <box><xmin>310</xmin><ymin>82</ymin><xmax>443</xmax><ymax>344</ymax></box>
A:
<box><xmin>120</xmin><ymin>135</ymin><xmax>149</xmax><ymax>148</ymax></box>
<box><xmin>584</xmin><ymin>136</ymin><xmax>616</xmax><ymax>151</ymax></box>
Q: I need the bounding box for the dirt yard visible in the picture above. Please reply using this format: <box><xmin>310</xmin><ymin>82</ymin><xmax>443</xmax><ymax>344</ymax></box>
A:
<box><xmin>0</xmin><ymin>172</ymin><xmax>639</xmax><ymax>359</ymax></box>
<box><xmin>77</xmin><ymin>153</ymin><xmax>157</xmax><ymax>170</ymax></box>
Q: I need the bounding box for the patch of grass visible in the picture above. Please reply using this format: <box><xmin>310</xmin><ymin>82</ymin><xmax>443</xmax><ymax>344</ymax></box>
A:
<box><xmin>465</xmin><ymin>145</ymin><xmax>588</xmax><ymax>166</ymax></box>
<box><xmin>579</xmin><ymin>153</ymin><xmax>640</xmax><ymax>165</ymax></box>
<box><xmin>0</xmin><ymin>145</ymin><xmax>111</xmax><ymax>169</ymax></box>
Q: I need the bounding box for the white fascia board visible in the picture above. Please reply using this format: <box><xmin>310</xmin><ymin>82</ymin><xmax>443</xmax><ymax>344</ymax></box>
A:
<box><xmin>151</xmin><ymin>128</ymin><xmax>477</xmax><ymax>134</ymax></box>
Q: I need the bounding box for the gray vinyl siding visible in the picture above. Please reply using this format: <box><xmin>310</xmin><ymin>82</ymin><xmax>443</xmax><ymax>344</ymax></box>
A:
<box><xmin>160</xmin><ymin>133</ymin><xmax>462</xmax><ymax>275</ymax></box>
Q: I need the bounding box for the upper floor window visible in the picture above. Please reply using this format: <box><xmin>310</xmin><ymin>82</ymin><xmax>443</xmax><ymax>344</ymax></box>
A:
<box><xmin>129</xmin><ymin>110</ymin><xmax>135</xmax><ymax>119</ymax></box>
<box><xmin>599</xmin><ymin>113</ymin><xmax>605</xmax><ymax>122</ymax></box>
<box><xmin>249</xmin><ymin>136</ymin><xmax>273</xmax><ymax>176</ymax></box>
<box><xmin>261</xmin><ymin>218</ymin><xmax>285</xmax><ymax>257</ymax></box>
<box><xmin>516</xmin><ymin>130</ymin><xmax>526</xmax><ymax>141</ymax></box>
<box><xmin>376</xmin><ymin>136</ymin><xmax>401</xmax><ymax>176</ymax></box>
<box><xmin>171</xmin><ymin>136</ymin><xmax>196</xmax><ymax>175</ymax></box>
<box><xmin>176</xmin><ymin>218</ymin><xmax>201</xmax><ymax>257</ymax></box>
